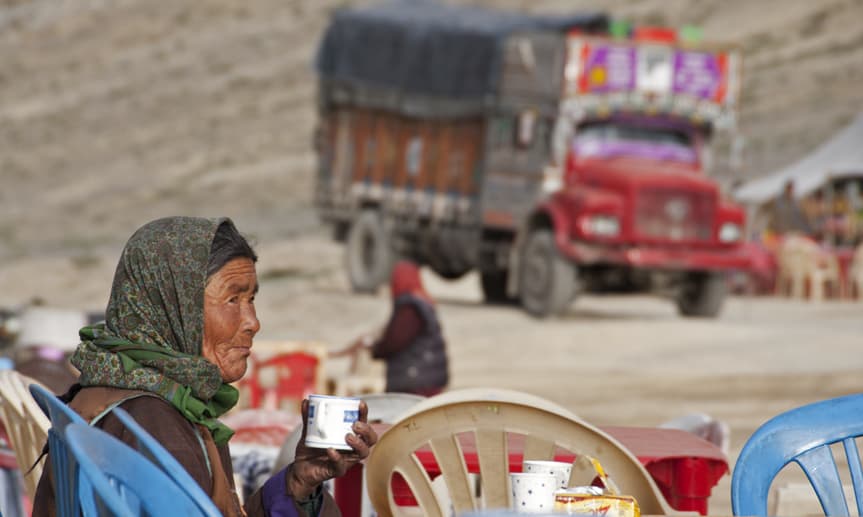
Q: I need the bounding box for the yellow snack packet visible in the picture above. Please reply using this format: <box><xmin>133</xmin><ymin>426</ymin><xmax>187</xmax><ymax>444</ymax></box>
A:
<box><xmin>554</xmin><ymin>489</ymin><xmax>640</xmax><ymax>517</ymax></box>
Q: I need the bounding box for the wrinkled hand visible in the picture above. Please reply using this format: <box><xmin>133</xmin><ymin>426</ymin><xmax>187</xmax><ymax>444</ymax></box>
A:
<box><xmin>289</xmin><ymin>399</ymin><xmax>378</xmax><ymax>500</ymax></box>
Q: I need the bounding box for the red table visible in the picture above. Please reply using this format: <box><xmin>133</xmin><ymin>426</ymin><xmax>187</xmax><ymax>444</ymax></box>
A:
<box><xmin>335</xmin><ymin>424</ymin><xmax>728</xmax><ymax>516</ymax></box>
<box><xmin>600</xmin><ymin>426</ymin><xmax>728</xmax><ymax>514</ymax></box>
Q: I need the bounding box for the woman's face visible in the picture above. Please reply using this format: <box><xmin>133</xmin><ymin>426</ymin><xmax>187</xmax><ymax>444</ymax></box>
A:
<box><xmin>202</xmin><ymin>257</ymin><xmax>260</xmax><ymax>383</ymax></box>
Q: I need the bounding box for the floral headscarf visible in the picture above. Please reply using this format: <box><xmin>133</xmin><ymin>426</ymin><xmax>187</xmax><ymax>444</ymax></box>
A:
<box><xmin>71</xmin><ymin>216</ymin><xmax>241</xmax><ymax>444</ymax></box>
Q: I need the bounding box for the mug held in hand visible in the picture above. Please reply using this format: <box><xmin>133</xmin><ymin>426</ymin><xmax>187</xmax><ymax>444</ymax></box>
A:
<box><xmin>305</xmin><ymin>394</ymin><xmax>361</xmax><ymax>450</ymax></box>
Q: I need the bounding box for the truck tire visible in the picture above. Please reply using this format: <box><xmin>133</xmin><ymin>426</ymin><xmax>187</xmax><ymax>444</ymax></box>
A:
<box><xmin>519</xmin><ymin>230</ymin><xmax>577</xmax><ymax>317</ymax></box>
<box><xmin>677</xmin><ymin>272</ymin><xmax>727</xmax><ymax>318</ymax></box>
<box><xmin>345</xmin><ymin>210</ymin><xmax>393</xmax><ymax>293</ymax></box>
<box><xmin>480</xmin><ymin>270</ymin><xmax>515</xmax><ymax>304</ymax></box>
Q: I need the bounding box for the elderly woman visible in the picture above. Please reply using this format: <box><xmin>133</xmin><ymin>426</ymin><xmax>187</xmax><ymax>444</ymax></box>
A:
<box><xmin>33</xmin><ymin>216</ymin><xmax>376</xmax><ymax>516</ymax></box>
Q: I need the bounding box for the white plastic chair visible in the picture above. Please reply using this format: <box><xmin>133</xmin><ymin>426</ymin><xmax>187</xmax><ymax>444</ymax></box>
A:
<box><xmin>776</xmin><ymin>235</ymin><xmax>840</xmax><ymax>300</ymax></box>
<box><xmin>365</xmin><ymin>388</ymin><xmax>675</xmax><ymax>517</ymax></box>
<box><xmin>775</xmin><ymin>235</ymin><xmax>809</xmax><ymax>298</ymax></box>
<box><xmin>809</xmin><ymin>252</ymin><xmax>841</xmax><ymax>301</ymax></box>
<box><xmin>0</xmin><ymin>370</ymin><xmax>50</xmax><ymax>500</ymax></box>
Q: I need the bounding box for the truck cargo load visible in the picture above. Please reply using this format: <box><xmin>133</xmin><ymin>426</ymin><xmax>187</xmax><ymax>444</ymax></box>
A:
<box><xmin>315</xmin><ymin>0</ymin><xmax>607</xmax><ymax>117</ymax></box>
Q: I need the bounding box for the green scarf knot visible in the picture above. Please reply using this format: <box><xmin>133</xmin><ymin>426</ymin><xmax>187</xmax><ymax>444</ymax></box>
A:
<box><xmin>72</xmin><ymin>323</ymin><xmax>238</xmax><ymax>445</ymax></box>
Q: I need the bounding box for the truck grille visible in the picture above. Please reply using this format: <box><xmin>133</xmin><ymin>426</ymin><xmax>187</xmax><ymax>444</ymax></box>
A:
<box><xmin>634</xmin><ymin>188</ymin><xmax>715</xmax><ymax>242</ymax></box>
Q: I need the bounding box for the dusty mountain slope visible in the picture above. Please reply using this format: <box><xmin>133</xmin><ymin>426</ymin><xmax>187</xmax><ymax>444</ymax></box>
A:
<box><xmin>0</xmin><ymin>0</ymin><xmax>861</xmax><ymax>300</ymax></box>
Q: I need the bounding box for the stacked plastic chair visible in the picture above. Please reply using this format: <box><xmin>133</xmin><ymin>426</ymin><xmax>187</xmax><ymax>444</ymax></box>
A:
<box><xmin>0</xmin><ymin>371</ymin><xmax>50</xmax><ymax>501</ymax></box>
<box><xmin>775</xmin><ymin>235</ymin><xmax>840</xmax><ymax>300</ymax></box>
<box><xmin>111</xmin><ymin>407</ymin><xmax>221</xmax><ymax>515</ymax></box>
<box><xmin>30</xmin><ymin>384</ymin><xmax>221</xmax><ymax>516</ymax></box>
<box><xmin>29</xmin><ymin>383</ymin><xmax>87</xmax><ymax>517</ymax></box>
<box><xmin>65</xmin><ymin>423</ymin><xmax>221</xmax><ymax>516</ymax></box>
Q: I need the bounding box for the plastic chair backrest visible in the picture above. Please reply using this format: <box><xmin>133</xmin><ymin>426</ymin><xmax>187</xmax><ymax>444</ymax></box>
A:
<box><xmin>776</xmin><ymin>236</ymin><xmax>840</xmax><ymax>299</ymax></box>
<box><xmin>64</xmin><ymin>422</ymin><xmax>215</xmax><ymax>517</ymax></box>
<box><xmin>775</xmin><ymin>237</ymin><xmax>806</xmax><ymax>297</ymax></box>
<box><xmin>110</xmin><ymin>407</ymin><xmax>222</xmax><ymax>516</ymax></box>
<box><xmin>365</xmin><ymin>388</ymin><xmax>674</xmax><ymax>517</ymax></box>
<box><xmin>0</xmin><ymin>370</ymin><xmax>50</xmax><ymax>500</ymax></box>
<box><xmin>240</xmin><ymin>341</ymin><xmax>327</xmax><ymax>411</ymax></box>
<box><xmin>29</xmin><ymin>383</ymin><xmax>87</xmax><ymax>517</ymax></box>
<box><xmin>732</xmin><ymin>393</ymin><xmax>863</xmax><ymax>516</ymax></box>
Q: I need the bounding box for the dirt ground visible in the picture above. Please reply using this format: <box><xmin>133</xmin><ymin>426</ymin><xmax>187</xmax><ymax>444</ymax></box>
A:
<box><xmin>4</xmin><ymin>233</ymin><xmax>861</xmax><ymax>514</ymax></box>
<box><xmin>2</xmin><ymin>0</ymin><xmax>863</xmax><ymax>514</ymax></box>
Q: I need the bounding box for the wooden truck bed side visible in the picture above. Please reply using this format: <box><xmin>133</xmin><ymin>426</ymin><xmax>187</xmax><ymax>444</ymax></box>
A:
<box><xmin>316</xmin><ymin>107</ymin><xmax>486</xmax><ymax>225</ymax></box>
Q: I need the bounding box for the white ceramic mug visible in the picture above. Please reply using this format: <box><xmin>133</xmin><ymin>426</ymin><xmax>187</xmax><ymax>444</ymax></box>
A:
<box><xmin>304</xmin><ymin>394</ymin><xmax>361</xmax><ymax>450</ymax></box>
<box><xmin>523</xmin><ymin>460</ymin><xmax>572</xmax><ymax>490</ymax></box>
<box><xmin>510</xmin><ymin>472</ymin><xmax>557</xmax><ymax>513</ymax></box>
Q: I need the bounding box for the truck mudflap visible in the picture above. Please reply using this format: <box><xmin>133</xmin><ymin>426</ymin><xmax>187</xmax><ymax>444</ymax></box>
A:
<box><xmin>559</xmin><ymin>239</ymin><xmax>752</xmax><ymax>271</ymax></box>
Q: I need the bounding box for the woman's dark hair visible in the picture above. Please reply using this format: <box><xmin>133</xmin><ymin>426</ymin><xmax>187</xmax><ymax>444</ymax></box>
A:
<box><xmin>207</xmin><ymin>221</ymin><xmax>257</xmax><ymax>280</ymax></box>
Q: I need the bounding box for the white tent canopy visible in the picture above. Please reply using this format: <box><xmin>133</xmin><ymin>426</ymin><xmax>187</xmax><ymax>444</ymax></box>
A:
<box><xmin>734</xmin><ymin>113</ymin><xmax>863</xmax><ymax>205</ymax></box>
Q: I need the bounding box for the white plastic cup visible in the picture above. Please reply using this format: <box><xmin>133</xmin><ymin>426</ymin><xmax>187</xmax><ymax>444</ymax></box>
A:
<box><xmin>523</xmin><ymin>460</ymin><xmax>572</xmax><ymax>490</ymax></box>
<box><xmin>304</xmin><ymin>394</ymin><xmax>361</xmax><ymax>450</ymax></box>
<box><xmin>510</xmin><ymin>472</ymin><xmax>557</xmax><ymax>513</ymax></box>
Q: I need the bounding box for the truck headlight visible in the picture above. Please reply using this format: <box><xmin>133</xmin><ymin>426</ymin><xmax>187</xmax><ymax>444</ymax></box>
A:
<box><xmin>719</xmin><ymin>222</ymin><xmax>742</xmax><ymax>242</ymax></box>
<box><xmin>583</xmin><ymin>215</ymin><xmax>620</xmax><ymax>237</ymax></box>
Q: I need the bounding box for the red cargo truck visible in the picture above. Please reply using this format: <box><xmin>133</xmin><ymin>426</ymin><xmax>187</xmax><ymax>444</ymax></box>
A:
<box><xmin>314</xmin><ymin>3</ymin><xmax>749</xmax><ymax>317</ymax></box>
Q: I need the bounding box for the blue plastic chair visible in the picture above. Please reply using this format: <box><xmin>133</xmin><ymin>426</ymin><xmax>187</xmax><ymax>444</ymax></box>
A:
<box><xmin>111</xmin><ymin>407</ymin><xmax>221</xmax><ymax>516</ymax></box>
<box><xmin>29</xmin><ymin>383</ymin><xmax>87</xmax><ymax>517</ymax></box>
<box><xmin>65</xmin><ymin>422</ymin><xmax>217</xmax><ymax>517</ymax></box>
<box><xmin>731</xmin><ymin>393</ymin><xmax>863</xmax><ymax>516</ymax></box>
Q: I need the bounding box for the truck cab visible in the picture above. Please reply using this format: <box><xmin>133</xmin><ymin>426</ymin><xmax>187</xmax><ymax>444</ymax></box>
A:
<box><xmin>518</xmin><ymin>114</ymin><xmax>747</xmax><ymax>316</ymax></box>
<box><xmin>495</xmin><ymin>30</ymin><xmax>749</xmax><ymax>317</ymax></box>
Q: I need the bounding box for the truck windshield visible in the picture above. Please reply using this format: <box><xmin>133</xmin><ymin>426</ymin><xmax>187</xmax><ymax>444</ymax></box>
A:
<box><xmin>573</xmin><ymin>121</ymin><xmax>696</xmax><ymax>163</ymax></box>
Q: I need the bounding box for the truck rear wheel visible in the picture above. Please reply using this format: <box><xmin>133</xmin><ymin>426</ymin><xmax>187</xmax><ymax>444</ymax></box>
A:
<box><xmin>345</xmin><ymin>210</ymin><xmax>393</xmax><ymax>293</ymax></box>
<box><xmin>480</xmin><ymin>270</ymin><xmax>515</xmax><ymax>304</ymax></box>
<box><xmin>519</xmin><ymin>230</ymin><xmax>577</xmax><ymax>317</ymax></box>
<box><xmin>676</xmin><ymin>272</ymin><xmax>727</xmax><ymax>318</ymax></box>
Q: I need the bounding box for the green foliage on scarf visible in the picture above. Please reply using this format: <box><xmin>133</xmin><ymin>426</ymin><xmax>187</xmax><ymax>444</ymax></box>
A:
<box><xmin>70</xmin><ymin>217</ymin><xmax>244</xmax><ymax>445</ymax></box>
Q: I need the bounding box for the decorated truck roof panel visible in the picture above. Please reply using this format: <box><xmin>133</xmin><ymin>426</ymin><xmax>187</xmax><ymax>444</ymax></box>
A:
<box><xmin>562</xmin><ymin>35</ymin><xmax>741</xmax><ymax>129</ymax></box>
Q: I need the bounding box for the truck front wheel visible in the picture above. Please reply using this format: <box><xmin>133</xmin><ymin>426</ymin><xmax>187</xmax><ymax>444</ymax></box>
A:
<box><xmin>345</xmin><ymin>210</ymin><xmax>393</xmax><ymax>293</ymax></box>
<box><xmin>676</xmin><ymin>271</ymin><xmax>727</xmax><ymax>318</ymax></box>
<box><xmin>519</xmin><ymin>230</ymin><xmax>577</xmax><ymax>317</ymax></box>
